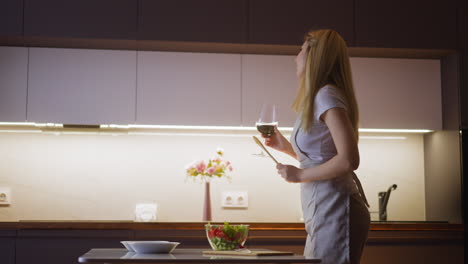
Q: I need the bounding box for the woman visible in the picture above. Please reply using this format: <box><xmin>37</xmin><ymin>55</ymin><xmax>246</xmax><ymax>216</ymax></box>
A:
<box><xmin>262</xmin><ymin>29</ymin><xmax>370</xmax><ymax>264</ymax></box>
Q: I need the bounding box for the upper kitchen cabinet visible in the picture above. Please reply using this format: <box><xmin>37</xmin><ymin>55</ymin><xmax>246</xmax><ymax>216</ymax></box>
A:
<box><xmin>351</xmin><ymin>58</ymin><xmax>442</xmax><ymax>130</ymax></box>
<box><xmin>249</xmin><ymin>0</ymin><xmax>354</xmax><ymax>46</ymax></box>
<box><xmin>355</xmin><ymin>0</ymin><xmax>457</xmax><ymax>49</ymax></box>
<box><xmin>241</xmin><ymin>55</ymin><xmax>298</xmax><ymax>127</ymax></box>
<box><xmin>27</xmin><ymin>48</ymin><xmax>136</xmax><ymax>125</ymax></box>
<box><xmin>137</xmin><ymin>51</ymin><xmax>241</xmax><ymax>126</ymax></box>
<box><xmin>0</xmin><ymin>0</ymin><xmax>23</xmax><ymax>37</ymax></box>
<box><xmin>0</xmin><ymin>47</ymin><xmax>28</xmax><ymax>122</ymax></box>
<box><xmin>24</xmin><ymin>0</ymin><xmax>137</xmax><ymax>39</ymax></box>
<box><xmin>138</xmin><ymin>0</ymin><xmax>248</xmax><ymax>43</ymax></box>
<box><xmin>242</xmin><ymin>56</ymin><xmax>442</xmax><ymax>130</ymax></box>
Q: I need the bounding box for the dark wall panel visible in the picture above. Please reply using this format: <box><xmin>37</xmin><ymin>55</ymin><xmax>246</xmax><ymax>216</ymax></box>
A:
<box><xmin>0</xmin><ymin>0</ymin><xmax>24</xmax><ymax>36</ymax></box>
<box><xmin>356</xmin><ymin>0</ymin><xmax>457</xmax><ymax>49</ymax></box>
<box><xmin>24</xmin><ymin>0</ymin><xmax>137</xmax><ymax>39</ymax></box>
<box><xmin>250</xmin><ymin>0</ymin><xmax>354</xmax><ymax>46</ymax></box>
<box><xmin>138</xmin><ymin>0</ymin><xmax>248</xmax><ymax>43</ymax></box>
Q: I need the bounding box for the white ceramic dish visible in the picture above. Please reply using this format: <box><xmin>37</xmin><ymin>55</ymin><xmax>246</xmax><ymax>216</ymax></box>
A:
<box><xmin>121</xmin><ymin>241</ymin><xmax>136</xmax><ymax>252</ymax></box>
<box><xmin>122</xmin><ymin>241</ymin><xmax>179</xmax><ymax>254</ymax></box>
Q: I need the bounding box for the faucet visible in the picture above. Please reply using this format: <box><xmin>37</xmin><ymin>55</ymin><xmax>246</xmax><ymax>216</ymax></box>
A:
<box><xmin>378</xmin><ymin>184</ymin><xmax>397</xmax><ymax>221</ymax></box>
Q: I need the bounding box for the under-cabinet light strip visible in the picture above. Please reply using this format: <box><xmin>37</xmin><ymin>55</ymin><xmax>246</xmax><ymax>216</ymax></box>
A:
<box><xmin>359</xmin><ymin>136</ymin><xmax>407</xmax><ymax>140</ymax></box>
<box><xmin>0</xmin><ymin>122</ymin><xmax>36</xmax><ymax>126</ymax></box>
<box><xmin>0</xmin><ymin>122</ymin><xmax>433</xmax><ymax>133</ymax></box>
<box><xmin>125</xmin><ymin>124</ymin><xmax>433</xmax><ymax>133</ymax></box>
<box><xmin>126</xmin><ymin>124</ymin><xmax>265</xmax><ymax>131</ymax></box>
<box><xmin>358</xmin><ymin>128</ymin><xmax>433</xmax><ymax>133</ymax></box>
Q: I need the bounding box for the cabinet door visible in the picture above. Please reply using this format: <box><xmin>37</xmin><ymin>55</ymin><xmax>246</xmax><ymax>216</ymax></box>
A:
<box><xmin>137</xmin><ymin>51</ymin><xmax>241</xmax><ymax>126</ymax></box>
<box><xmin>249</xmin><ymin>0</ymin><xmax>354</xmax><ymax>45</ymax></box>
<box><xmin>16</xmin><ymin>230</ymin><xmax>132</xmax><ymax>264</ymax></box>
<box><xmin>241</xmin><ymin>55</ymin><xmax>298</xmax><ymax>127</ymax></box>
<box><xmin>351</xmin><ymin>58</ymin><xmax>442</xmax><ymax>130</ymax></box>
<box><xmin>138</xmin><ymin>0</ymin><xmax>247</xmax><ymax>43</ymax></box>
<box><xmin>0</xmin><ymin>230</ymin><xmax>15</xmax><ymax>264</ymax></box>
<box><xmin>24</xmin><ymin>0</ymin><xmax>137</xmax><ymax>39</ymax></box>
<box><xmin>27</xmin><ymin>48</ymin><xmax>136</xmax><ymax>125</ymax></box>
<box><xmin>356</xmin><ymin>0</ymin><xmax>457</xmax><ymax>49</ymax></box>
<box><xmin>0</xmin><ymin>47</ymin><xmax>28</xmax><ymax>122</ymax></box>
<box><xmin>0</xmin><ymin>0</ymin><xmax>23</xmax><ymax>36</ymax></box>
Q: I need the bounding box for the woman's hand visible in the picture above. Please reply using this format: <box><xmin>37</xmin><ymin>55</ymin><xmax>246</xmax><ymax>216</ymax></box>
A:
<box><xmin>277</xmin><ymin>163</ymin><xmax>303</xmax><ymax>183</ymax></box>
<box><xmin>262</xmin><ymin>126</ymin><xmax>290</xmax><ymax>152</ymax></box>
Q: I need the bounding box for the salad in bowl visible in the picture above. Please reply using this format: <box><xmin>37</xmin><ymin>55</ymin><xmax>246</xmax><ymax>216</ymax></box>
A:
<box><xmin>205</xmin><ymin>222</ymin><xmax>249</xmax><ymax>250</ymax></box>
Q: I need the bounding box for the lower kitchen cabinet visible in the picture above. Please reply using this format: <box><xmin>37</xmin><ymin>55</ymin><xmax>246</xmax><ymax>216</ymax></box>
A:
<box><xmin>1</xmin><ymin>223</ymin><xmax>463</xmax><ymax>264</ymax></box>
<box><xmin>16</xmin><ymin>230</ymin><xmax>132</xmax><ymax>264</ymax></box>
<box><xmin>363</xmin><ymin>242</ymin><xmax>464</xmax><ymax>264</ymax></box>
<box><xmin>0</xmin><ymin>230</ymin><xmax>16</xmax><ymax>264</ymax></box>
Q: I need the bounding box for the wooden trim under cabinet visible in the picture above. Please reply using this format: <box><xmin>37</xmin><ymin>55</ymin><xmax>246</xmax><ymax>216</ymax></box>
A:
<box><xmin>0</xmin><ymin>221</ymin><xmax>463</xmax><ymax>232</ymax></box>
<box><xmin>1</xmin><ymin>222</ymin><xmax>463</xmax><ymax>246</ymax></box>
<box><xmin>0</xmin><ymin>36</ymin><xmax>457</xmax><ymax>59</ymax></box>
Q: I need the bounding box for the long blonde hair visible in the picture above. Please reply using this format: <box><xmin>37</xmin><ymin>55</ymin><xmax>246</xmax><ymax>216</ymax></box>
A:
<box><xmin>292</xmin><ymin>29</ymin><xmax>359</xmax><ymax>140</ymax></box>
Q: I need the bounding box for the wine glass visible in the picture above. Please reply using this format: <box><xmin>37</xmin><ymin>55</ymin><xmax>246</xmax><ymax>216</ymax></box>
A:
<box><xmin>256</xmin><ymin>103</ymin><xmax>278</xmax><ymax>137</ymax></box>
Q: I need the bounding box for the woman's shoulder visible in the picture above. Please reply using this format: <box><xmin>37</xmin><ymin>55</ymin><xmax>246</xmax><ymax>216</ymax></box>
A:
<box><xmin>317</xmin><ymin>84</ymin><xmax>340</xmax><ymax>94</ymax></box>
<box><xmin>314</xmin><ymin>84</ymin><xmax>348</xmax><ymax>114</ymax></box>
<box><xmin>316</xmin><ymin>84</ymin><xmax>345</xmax><ymax>101</ymax></box>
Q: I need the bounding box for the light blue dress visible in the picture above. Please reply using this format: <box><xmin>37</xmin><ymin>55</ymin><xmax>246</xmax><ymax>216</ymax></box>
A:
<box><xmin>290</xmin><ymin>85</ymin><xmax>369</xmax><ymax>264</ymax></box>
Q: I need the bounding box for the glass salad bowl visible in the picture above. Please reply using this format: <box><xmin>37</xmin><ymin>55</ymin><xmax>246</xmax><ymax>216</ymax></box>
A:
<box><xmin>205</xmin><ymin>223</ymin><xmax>249</xmax><ymax>250</ymax></box>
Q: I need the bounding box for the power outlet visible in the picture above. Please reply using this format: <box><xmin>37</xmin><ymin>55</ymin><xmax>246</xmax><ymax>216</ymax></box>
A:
<box><xmin>221</xmin><ymin>191</ymin><xmax>248</xmax><ymax>208</ymax></box>
<box><xmin>0</xmin><ymin>187</ymin><xmax>11</xmax><ymax>205</ymax></box>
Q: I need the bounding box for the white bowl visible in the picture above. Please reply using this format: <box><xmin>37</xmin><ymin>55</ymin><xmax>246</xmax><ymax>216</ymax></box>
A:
<box><xmin>126</xmin><ymin>241</ymin><xmax>180</xmax><ymax>254</ymax></box>
<box><xmin>121</xmin><ymin>241</ymin><xmax>137</xmax><ymax>251</ymax></box>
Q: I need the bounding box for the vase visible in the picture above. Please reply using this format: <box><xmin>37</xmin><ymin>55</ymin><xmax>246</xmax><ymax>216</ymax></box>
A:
<box><xmin>203</xmin><ymin>181</ymin><xmax>212</xmax><ymax>222</ymax></box>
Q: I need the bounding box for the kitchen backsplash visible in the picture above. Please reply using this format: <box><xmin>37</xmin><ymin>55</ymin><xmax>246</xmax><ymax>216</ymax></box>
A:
<box><xmin>0</xmin><ymin>130</ymin><xmax>428</xmax><ymax>222</ymax></box>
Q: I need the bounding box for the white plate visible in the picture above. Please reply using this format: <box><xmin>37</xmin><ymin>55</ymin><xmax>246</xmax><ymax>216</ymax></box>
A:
<box><xmin>121</xmin><ymin>241</ymin><xmax>179</xmax><ymax>254</ymax></box>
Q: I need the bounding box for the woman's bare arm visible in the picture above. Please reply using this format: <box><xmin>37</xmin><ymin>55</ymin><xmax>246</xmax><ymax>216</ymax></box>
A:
<box><xmin>277</xmin><ymin>107</ymin><xmax>359</xmax><ymax>182</ymax></box>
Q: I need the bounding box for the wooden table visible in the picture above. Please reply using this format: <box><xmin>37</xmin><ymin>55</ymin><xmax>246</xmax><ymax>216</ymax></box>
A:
<box><xmin>78</xmin><ymin>248</ymin><xmax>321</xmax><ymax>264</ymax></box>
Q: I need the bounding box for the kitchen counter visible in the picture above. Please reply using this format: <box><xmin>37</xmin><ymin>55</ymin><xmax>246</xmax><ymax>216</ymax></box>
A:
<box><xmin>0</xmin><ymin>221</ymin><xmax>464</xmax><ymax>244</ymax></box>
<box><xmin>1</xmin><ymin>221</ymin><xmax>463</xmax><ymax>264</ymax></box>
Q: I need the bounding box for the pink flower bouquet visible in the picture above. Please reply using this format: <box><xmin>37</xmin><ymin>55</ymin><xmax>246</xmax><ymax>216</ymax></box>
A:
<box><xmin>186</xmin><ymin>148</ymin><xmax>233</xmax><ymax>181</ymax></box>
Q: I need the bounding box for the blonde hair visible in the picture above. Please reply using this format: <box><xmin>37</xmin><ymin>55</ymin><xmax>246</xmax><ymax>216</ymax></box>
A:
<box><xmin>292</xmin><ymin>29</ymin><xmax>359</xmax><ymax>140</ymax></box>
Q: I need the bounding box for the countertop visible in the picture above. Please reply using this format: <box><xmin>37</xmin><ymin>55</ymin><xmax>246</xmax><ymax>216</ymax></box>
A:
<box><xmin>78</xmin><ymin>248</ymin><xmax>321</xmax><ymax>264</ymax></box>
